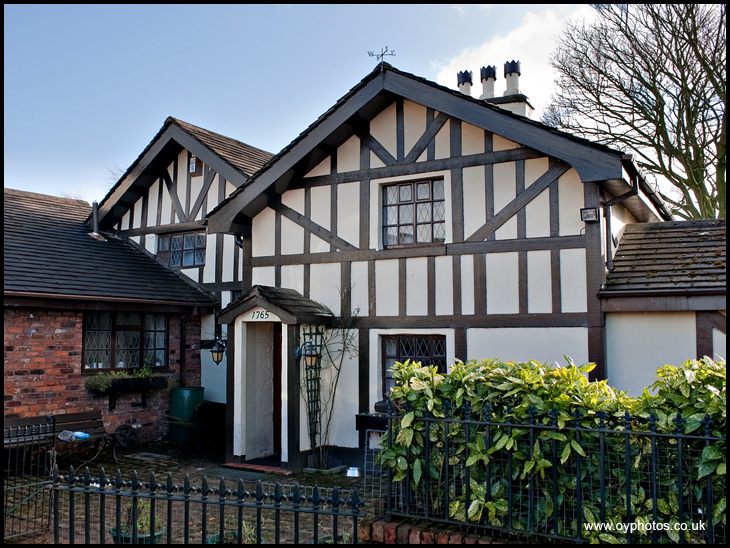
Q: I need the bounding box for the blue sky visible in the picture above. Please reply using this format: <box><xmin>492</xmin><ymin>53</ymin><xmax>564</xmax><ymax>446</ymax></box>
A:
<box><xmin>4</xmin><ymin>4</ymin><xmax>593</xmax><ymax>203</ymax></box>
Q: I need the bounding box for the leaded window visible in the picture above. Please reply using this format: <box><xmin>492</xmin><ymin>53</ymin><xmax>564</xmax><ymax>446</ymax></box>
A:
<box><xmin>83</xmin><ymin>312</ymin><xmax>168</xmax><ymax>370</ymax></box>
<box><xmin>382</xmin><ymin>335</ymin><xmax>447</xmax><ymax>398</ymax></box>
<box><xmin>383</xmin><ymin>179</ymin><xmax>446</xmax><ymax>247</ymax></box>
<box><xmin>157</xmin><ymin>232</ymin><xmax>206</xmax><ymax>268</ymax></box>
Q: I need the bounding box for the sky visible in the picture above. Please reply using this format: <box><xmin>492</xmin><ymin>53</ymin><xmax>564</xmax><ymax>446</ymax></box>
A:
<box><xmin>4</xmin><ymin>4</ymin><xmax>595</xmax><ymax>204</ymax></box>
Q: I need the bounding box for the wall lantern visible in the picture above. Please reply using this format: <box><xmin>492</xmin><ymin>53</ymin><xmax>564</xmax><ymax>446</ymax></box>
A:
<box><xmin>580</xmin><ymin>207</ymin><xmax>599</xmax><ymax>222</ymax></box>
<box><xmin>210</xmin><ymin>338</ymin><xmax>226</xmax><ymax>365</ymax></box>
<box><xmin>296</xmin><ymin>340</ymin><xmax>320</xmax><ymax>369</ymax></box>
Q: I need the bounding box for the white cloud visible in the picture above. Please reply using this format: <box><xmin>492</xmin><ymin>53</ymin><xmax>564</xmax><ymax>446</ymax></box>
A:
<box><xmin>435</xmin><ymin>5</ymin><xmax>596</xmax><ymax>119</ymax></box>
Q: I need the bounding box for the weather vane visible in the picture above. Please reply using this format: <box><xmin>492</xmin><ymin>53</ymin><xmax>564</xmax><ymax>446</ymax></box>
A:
<box><xmin>368</xmin><ymin>46</ymin><xmax>396</xmax><ymax>69</ymax></box>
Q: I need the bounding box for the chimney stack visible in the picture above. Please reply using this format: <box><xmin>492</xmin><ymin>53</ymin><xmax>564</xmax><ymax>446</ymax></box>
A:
<box><xmin>503</xmin><ymin>60</ymin><xmax>521</xmax><ymax>96</ymax></box>
<box><xmin>458</xmin><ymin>61</ymin><xmax>533</xmax><ymax>118</ymax></box>
<box><xmin>479</xmin><ymin>65</ymin><xmax>497</xmax><ymax>100</ymax></box>
<box><xmin>457</xmin><ymin>70</ymin><xmax>473</xmax><ymax>96</ymax></box>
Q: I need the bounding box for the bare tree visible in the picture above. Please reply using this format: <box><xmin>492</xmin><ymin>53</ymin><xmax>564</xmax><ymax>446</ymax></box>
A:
<box><xmin>543</xmin><ymin>4</ymin><xmax>726</xmax><ymax>220</ymax></box>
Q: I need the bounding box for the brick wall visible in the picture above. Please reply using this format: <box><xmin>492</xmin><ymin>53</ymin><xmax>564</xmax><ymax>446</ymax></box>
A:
<box><xmin>358</xmin><ymin>517</ymin><xmax>520</xmax><ymax>544</ymax></box>
<box><xmin>4</xmin><ymin>307</ymin><xmax>203</xmax><ymax>443</ymax></box>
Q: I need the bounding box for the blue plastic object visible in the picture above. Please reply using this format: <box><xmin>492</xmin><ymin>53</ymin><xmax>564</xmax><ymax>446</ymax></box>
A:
<box><xmin>73</xmin><ymin>431</ymin><xmax>90</xmax><ymax>439</ymax></box>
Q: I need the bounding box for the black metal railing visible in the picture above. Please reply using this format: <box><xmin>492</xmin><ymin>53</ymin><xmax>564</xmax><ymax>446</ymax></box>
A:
<box><xmin>4</xmin><ymin>416</ymin><xmax>57</xmax><ymax>541</ymax></box>
<box><xmin>51</xmin><ymin>465</ymin><xmax>364</xmax><ymax>544</ymax></box>
<box><xmin>383</xmin><ymin>402</ymin><xmax>726</xmax><ymax>544</ymax></box>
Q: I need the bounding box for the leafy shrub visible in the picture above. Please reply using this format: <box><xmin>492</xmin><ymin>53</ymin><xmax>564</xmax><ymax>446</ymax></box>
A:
<box><xmin>378</xmin><ymin>356</ymin><xmax>726</xmax><ymax>543</ymax></box>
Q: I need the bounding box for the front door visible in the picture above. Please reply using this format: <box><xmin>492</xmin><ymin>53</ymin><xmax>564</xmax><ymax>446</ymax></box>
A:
<box><xmin>242</xmin><ymin>321</ymin><xmax>281</xmax><ymax>460</ymax></box>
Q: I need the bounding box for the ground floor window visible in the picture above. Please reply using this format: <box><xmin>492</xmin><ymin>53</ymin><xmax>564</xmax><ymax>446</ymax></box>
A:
<box><xmin>83</xmin><ymin>312</ymin><xmax>168</xmax><ymax>370</ymax></box>
<box><xmin>382</xmin><ymin>334</ymin><xmax>446</xmax><ymax>398</ymax></box>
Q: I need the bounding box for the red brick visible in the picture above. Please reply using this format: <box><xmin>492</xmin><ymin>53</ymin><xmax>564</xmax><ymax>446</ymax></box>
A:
<box><xmin>408</xmin><ymin>525</ymin><xmax>423</xmax><ymax>544</ymax></box>
<box><xmin>397</xmin><ymin>521</ymin><xmax>415</xmax><ymax>544</ymax></box>
<box><xmin>437</xmin><ymin>529</ymin><xmax>453</xmax><ymax>543</ymax></box>
<box><xmin>371</xmin><ymin>520</ymin><xmax>387</xmax><ymax>543</ymax></box>
<box><xmin>4</xmin><ymin>309</ymin><xmax>201</xmax><ymax>443</ymax></box>
<box><xmin>383</xmin><ymin>521</ymin><xmax>399</xmax><ymax>544</ymax></box>
<box><xmin>421</xmin><ymin>529</ymin><xmax>436</xmax><ymax>543</ymax></box>
<box><xmin>357</xmin><ymin>520</ymin><xmax>372</xmax><ymax>542</ymax></box>
<box><xmin>451</xmin><ymin>531</ymin><xmax>465</xmax><ymax>543</ymax></box>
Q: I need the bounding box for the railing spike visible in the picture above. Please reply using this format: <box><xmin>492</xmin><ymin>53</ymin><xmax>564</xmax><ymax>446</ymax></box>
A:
<box><xmin>99</xmin><ymin>467</ymin><xmax>107</xmax><ymax>490</ymax></box>
<box><xmin>166</xmin><ymin>472</ymin><xmax>174</xmax><ymax>495</ymax></box>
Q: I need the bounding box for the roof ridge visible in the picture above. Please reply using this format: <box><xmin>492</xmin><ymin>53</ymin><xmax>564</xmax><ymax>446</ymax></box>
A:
<box><xmin>169</xmin><ymin>117</ymin><xmax>274</xmax><ymax>158</ymax></box>
<box><xmin>4</xmin><ymin>187</ymin><xmax>91</xmax><ymax>206</ymax></box>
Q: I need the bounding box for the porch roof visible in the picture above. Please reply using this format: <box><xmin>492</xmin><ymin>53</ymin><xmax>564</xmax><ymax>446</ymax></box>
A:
<box><xmin>217</xmin><ymin>285</ymin><xmax>334</xmax><ymax>326</ymax></box>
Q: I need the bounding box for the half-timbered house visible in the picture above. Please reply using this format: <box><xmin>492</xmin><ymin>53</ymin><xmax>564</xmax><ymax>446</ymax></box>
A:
<box><xmin>92</xmin><ymin>117</ymin><xmax>273</xmax><ymax>403</ymax></box>
<box><xmin>6</xmin><ymin>62</ymin><xmax>724</xmax><ymax>469</ymax></box>
<box><xmin>204</xmin><ymin>63</ymin><xmax>725</xmax><ymax>469</ymax></box>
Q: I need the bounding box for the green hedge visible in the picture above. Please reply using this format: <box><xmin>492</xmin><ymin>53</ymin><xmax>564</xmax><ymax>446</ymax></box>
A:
<box><xmin>378</xmin><ymin>357</ymin><xmax>726</xmax><ymax>543</ymax></box>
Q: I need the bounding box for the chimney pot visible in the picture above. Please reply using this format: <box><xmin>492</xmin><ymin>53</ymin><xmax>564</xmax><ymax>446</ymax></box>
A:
<box><xmin>503</xmin><ymin>60</ymin><xmax>521</xmax><ymax>96</ymax></box>
<box><xmin>479</xmin><ymin>65</ymin><xmax>497</xmax><ymax>99</ymax></box>
<box><xmin>457</xmin><ymin>70</ymin><xmax>473</xmax><ymax>96</ymax></box>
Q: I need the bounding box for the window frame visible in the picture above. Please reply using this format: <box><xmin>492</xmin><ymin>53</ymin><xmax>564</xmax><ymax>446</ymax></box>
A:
<box><xmin>82</xmin><ymin>311</ymin><xmax>169</xmax><ymax>373</ymax></box>
<box><xmin>382</xmin><ymin>178</ymin><xmax>446</xmax><ymax>249</ymax></box>
<box><xmin>381</xmin><ymin>334</ymin><xmax>447</xmax><ymax>399</ymax></box>
<box><xmin>157</xmin><ymin>231</ymin><xmax>207</xmax><ymax>269</ymax></box>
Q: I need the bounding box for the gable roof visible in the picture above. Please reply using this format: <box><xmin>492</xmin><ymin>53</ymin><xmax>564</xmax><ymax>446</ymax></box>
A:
<box><xmin>601</xmin><ymin>219</ymin><xmax>726</xmax><ymax>295</ymax></box>
<box><xmin>218</xmin><ymin>285</ymin><xmax>334</xmax><ymax>326</ymax></box>
<box><xmin>206</xmin><ymin>63</ymin><xmax>671</xmax><ymax>233</ymax></box>
<box><xmin>4</xmin><ymin>188</ymin><xmax>216</xmax><ymax>308</ymax></box>
<box><xmin>95</xmin><ymin>117</ymin><xmax>273</xmax><ymax>231</ymax></box>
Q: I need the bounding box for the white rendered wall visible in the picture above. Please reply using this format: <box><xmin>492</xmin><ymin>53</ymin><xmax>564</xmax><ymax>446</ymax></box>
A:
<box><xmin>486</xmin><ymin>253</ymin><xmax>519</xmax><ymax>314</ymax></box>
<box><xmin>558</xmin><ymin>169</ymin><xmax>584</xmax><ymax>236</ymax></box>
<box><xmin>466</xmin><ymin>328</ymin><xmax>589</xmax><ymax>368</ymax></box>
<box><xmin>605</xmin><ymin>312</ymin><xmax>697</xmax><ymax>396</ymax></box>
<box><xmin>406</xmin><ymin>257</ymin><xmax>428</xmax><ymax>316</ymax></box>
<box><xmin>713</xmin><ymin>328</ymin><xmax>726</xmax><ymax>362</ymax></box>
<box><xmin>375</xmin><ymin>260</ymin><xmax>399</xmax><ymax>316</ymax></box>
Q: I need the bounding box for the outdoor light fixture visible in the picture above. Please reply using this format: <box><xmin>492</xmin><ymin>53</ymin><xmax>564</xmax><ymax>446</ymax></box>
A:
<box><xmin>580</xmin><ymin>207</ymin><xmax>599</xmax><ymax>222</ymax></box>
<box><xmin>210</xmin><ymin>337</ymin><xmax>226</xmax><ymax>365</ymax></box>
<box><xmin>296</xmin><ymin>340</ymin><xmax>320</xmax><ymax>369</ymax></box>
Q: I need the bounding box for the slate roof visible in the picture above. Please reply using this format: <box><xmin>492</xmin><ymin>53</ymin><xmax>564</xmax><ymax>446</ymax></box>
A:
<box><xmin>93</xmin><ymin>117</ymin><xmax>273</xmax><ymax>230</ymax></box>
<box><xmin>602</xmin><ymin>220</ymin><xmax>726</xmax><ymax>294</ymax></box>
<box><xmin>207</xmin><ymin>62</ymin><xmax>671</xmax><ymax>232</ymax></box>
<box><xmin>4</xmin><ymin>188</ymin><xmax>216</xmax><ymax>306</ymax></box>
<box><xmin>170</xmin><ymin>118</ymin><xmax>274</xmax><ymax>178</ymax></box>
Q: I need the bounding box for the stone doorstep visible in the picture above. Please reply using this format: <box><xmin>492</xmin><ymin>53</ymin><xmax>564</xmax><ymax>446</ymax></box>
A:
<box><xmin>222</xmin><ymin>462</ymin><xmax>293</xmax><ymax>476</ymax></box>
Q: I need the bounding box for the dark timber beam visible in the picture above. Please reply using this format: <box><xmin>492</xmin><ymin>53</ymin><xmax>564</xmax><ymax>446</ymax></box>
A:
<box><xmin>466</xmin><ymin>161</ymin><xmax>571</xmax><ymax>242</ymax></box>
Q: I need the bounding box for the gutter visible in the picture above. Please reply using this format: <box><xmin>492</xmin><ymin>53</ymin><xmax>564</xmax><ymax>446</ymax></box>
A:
<box><xmin>4</xmin><ymin>290</ymin><xmax>213</xmax><ymax>307</ymax></box>
<box><xmin>598</xmin><ymin>287</ymin><xmax>726</xmax><ymax>299</ymax></box>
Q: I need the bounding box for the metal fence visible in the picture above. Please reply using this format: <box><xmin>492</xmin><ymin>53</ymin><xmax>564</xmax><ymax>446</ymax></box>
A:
<box><xmin>4</xmin><ymin>416</ymin><xmax>57</xmax><ymax>541</ymax></box>
<box><xmin>51</xmin><ymin>465</ymin><xmax>365</xmax><ymax>544</ymax></box>
<box><xmin>383</xmin><ymin>403</ymin><xmax>726</xmax><ymax>544</ymax></box>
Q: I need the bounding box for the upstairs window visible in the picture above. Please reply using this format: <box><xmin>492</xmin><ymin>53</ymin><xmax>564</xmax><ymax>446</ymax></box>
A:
<box><xmin>382</xmin><ymin>334</ymin><xmax>447</xmax><ymax>398</ymax></box>
<box><xmin>383</xmin><ymin>179</ymin><xmax>445</xmax><ymax>247</ymax></box>
<box><xmin>157</xmin><ymin>232</ymin><xmax>206</xmax><ymax>268</ymax></box>
<box><xmin>83</xmin><ymin>312</ymin><xmax>168</xmax><ymax>371</ymax></box>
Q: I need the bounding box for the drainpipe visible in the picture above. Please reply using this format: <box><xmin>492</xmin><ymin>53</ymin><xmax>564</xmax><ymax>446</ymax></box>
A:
<box><xmin>603</xmin><ymin>166</ymin><xmax>639</xmax><ymax>271</ymax></box>
<box><xmin>179</xmin><ymin>316</ymin><xmax>187</xmax><ymax>387</ymax></box>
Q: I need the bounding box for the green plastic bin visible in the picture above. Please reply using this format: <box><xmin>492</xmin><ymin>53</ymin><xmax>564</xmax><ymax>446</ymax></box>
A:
<box><xmin>169</xmin><ymin>387</ymin><xmax>204</xmax><ymax>444</ymax></box>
